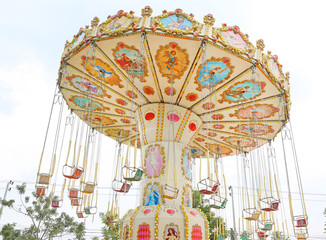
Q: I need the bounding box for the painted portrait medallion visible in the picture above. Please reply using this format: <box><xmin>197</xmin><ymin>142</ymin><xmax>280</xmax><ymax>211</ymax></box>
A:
<box><xmin>69</xmin><ymin>96</ymin><xmax>109</xmax><ymax>111</ymax></box>
<box><xmin>219</xmin><ymin>80</ymin><xmax>266</xmax><ymax>104</ymax></box>
<box><xmin>195</xmin><ymin>57</ymin><xmax>234</xmax><ymax>90</ymax></box>
<box><xmin>144</xmin><ymin>144</ymin><xmax>166</xmax><ymax>178</ymax></box>
<box><xmin>181</xmin><ymin>148</ymin><xmax>192</xmax><ymax>180</ymax></box>
<box><xmin>161</xmin><ymin>14</ymin><xmax>193</xmax><ymax>30</ymax></box>
<box><xmin>205</xmin><ymin>143</ymin><xmax>233</xmax><ymax>156</ymax></box>
<box><xmin>143</xmin><ymin>182</ymin><xmax>162</xmax><ymax>206</ymax></box>
<box><xmin>81</xmin><ymin>56</ymin><xmax>123</xmax><ymax>88</ymax></box>
<box><xmin>229</xmin><ymin>104</ymin><xmax>279</xmax><ymax>120</ymax></box>
<box><xmin>230</xmin><ymin>123</ymin><xmax>274</xmax><ymax>136</ymax></box>
<box><xmin>155</xmin><ymin>42</ymin><xmax>189</xmax><ymax>81</ymax></box>
<box><xmin>182</xmin><ymin>184</ymin><xmax>192</xmax><ymax>207</ymax></box>
<box><xmin>220</xmin><ymin>136</ymin><xmax>256</xmax><ymax>148</ymax></box>
<box><xmin>221</xmin><ymin>30</ymin><xmax>247</xmax><ymax>50</ymax></box>
<box><xmin>164</xmin><ymin>223</ymin><xmax>180</xmax><ymax>240</ymax></box>
<box><xmin>104</xmin><ymin>129</ymin><xmax>130</xmax><ymax>139</ymax></box>
<box><xmin>112</xmin><ymin>43</ymin><xmax>148</xmax><ymax>78</ymax></box>
<box><xmin>72</xmin><ymin>32</ymin><xmax>85</xmax><ymax>49</ymax></box>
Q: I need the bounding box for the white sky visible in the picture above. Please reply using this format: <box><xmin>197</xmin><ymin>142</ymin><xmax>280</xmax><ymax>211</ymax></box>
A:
<box><xmin>0</xmin><ymin>0</ymin><xmax>326</xmax><ymax>239</ymax></box>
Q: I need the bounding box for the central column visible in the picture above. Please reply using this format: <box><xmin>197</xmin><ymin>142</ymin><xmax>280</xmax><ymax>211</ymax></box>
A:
<box><xmin>136</xmin><ymin>103</ymin><xmax>202</xmax><ymax>208</ymax></box>
<box><xmin>118</xmin><ymin>103</ymin><xmax>209</xmax><ymax>240</ymax></box>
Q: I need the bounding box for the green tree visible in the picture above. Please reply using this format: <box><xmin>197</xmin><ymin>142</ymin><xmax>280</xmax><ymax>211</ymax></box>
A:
<box><xmin>0</xmin><ymin>183</ymin><xmax>86</xmax><ymax>240</ymax></box>
<box><xmin>193</xmin><ymin>190</ymin><xmax>228</xmax><ymax>240</ymax></box>
<box><xmin>100</xmin><ymin>212</ymin><xmax>120</xmax><ymax>240</ymax></box>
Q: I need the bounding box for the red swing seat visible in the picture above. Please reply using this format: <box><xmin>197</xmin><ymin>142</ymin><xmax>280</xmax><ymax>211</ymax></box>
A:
<box><xmin>294</xmin><ymin>215</ymin><xmax>308</xmax><ymax>227</ymax></box>
<box><xmin>77</xmin><ymin>211</ymin><xmax>88</xmax><ymax>218</ymax></box>
<box><xmin>36</xmin><ymin>186</ymin><xmax>47</xmax><ymax>196</ymax></box>
<box><xmin>260</xmin><ymin>197</ymin><xmax>280</xmax><ymax>212</ymax></box>
<box><xmin>197</xmin><ymin>178</ymin><xmax>219</xmax><ymax>195</ymax></box>
<box><xmin>62</xmin><ymin>165</ymin><xmax>84</xmax><ymax>179</ymax></box>
<box><xmin>68</xmin><ymin>187</ymin><xmax>79</xmax><ymax>199</ymax></box>
<box><xmin>51</xmin><ymin>198</ymin><xmax>62</xmax><ymax>208</ymax></box>
<box><xmin>112</xmin><ymin>179</ymin><xmax>132</xmax><ymax>193</ymax></box>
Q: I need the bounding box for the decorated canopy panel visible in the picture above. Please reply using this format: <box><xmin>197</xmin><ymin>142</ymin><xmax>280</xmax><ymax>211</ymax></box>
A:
<box><xmin>58</xmin><ymin>8</ymin><xmax>290</xmax><ymax>156</ymax></box>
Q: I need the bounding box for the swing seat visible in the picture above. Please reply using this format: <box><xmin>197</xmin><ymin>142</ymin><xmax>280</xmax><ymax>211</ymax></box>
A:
<box><xmin>243</xmin><ymin>208</ymin><xmax>260</xmax><ymax>221</ymax></box>
<box><xmin>68</xmin><ymin>188</ymin><xmax>79</xmax><ymax>199</ymax></box>
<box><xmin>82</xmin><ymin>182</ymin><xmax>96</xmax><ymax>194</ymax></box>
<box><xmin>260</xmin><ymin>197</ymin><xmax>280</xmax><ymax>212</ymax></box>
<box><xmin>294</xmin><ymin>227</ymin><xmax>308</xmax><ymax>240</ymax></box>
<box><xmin>262</xmin><ymin>223</ymin><xmax>273</xmax><ymax>231</ymax></box>
<box><xmin>294</xmin><ymin>215</ymin><xmax>308</xmax><ymax>227</ymax></box>
<box><xmin>51</xmin><ymin>198</ymin><xmax>62</xmax><ymax>208</ymax></box>
<box><xmin>217</xmin><ymin>236</ymin><xmax>224</xmax><ymax>240</ymax></box>
<box><xmin>71</xmin><ymin>198</ymin><xmax>82</xmax><ymax>206</ymax></box>
<box><xmin>38</xmin><ymin>173</ymin><xmax>50</xmax><ymax>185</ymax></box>
<box><xmin>84</xmin><ymin>207</ymin><xmax>97</xmax><ymax>215</ymax></box>
<box><xmin>62</xmin><ymin>165</ymin><xmax>84</xmax><ymax>179</ymax></box>
<box><xmin>257</xmin><ymin>230</ymin><xmax>268</xmax><ymax>238</ymax></box>
<box><xmin>36</xmin><ymin>186</ymin><xmax>47</xmax><ymax>196</ymax></box>
<box><xmin>209</xmin><ymin>195</ymin><xmax>227</xmax><ymax>209</ymax></box>
<box><xmin>77</xmin><ymin>211</ymin><xmax>88</xmax><ymax>218</ymax></box>
<box><xmin>197</xmin><ymin>178</ymin><xmax>219</xmax><ymax>195</ymax></box>
<box><xmin>112</xmin><ymin>180</ymin><xmax>132</xmax><ymax>193</ymax></box>
<box><xmin>240</xmin><ymin>234</ymin><xmax>248</xmax><ymax>240</ymax></box>
<box><xmin>123</xmin><ymin>167</ymin><xmax>144</xmax><ymax>182</ymax></box>
<box><xmin>162</xmin><ymin>184</ymin><xmax>179</xmax><ymax>199</ymax></box>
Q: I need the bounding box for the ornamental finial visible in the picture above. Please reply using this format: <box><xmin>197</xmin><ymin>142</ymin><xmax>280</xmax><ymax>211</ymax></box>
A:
<box><xmin>142</xmin><ymin>6</ymin><xmax>153</xmax><ymax>17</ymax></box>
<box><xmin>203</xmin><ymin>14</ymin><xmax>215</xmax><ymax>26</ymax></box>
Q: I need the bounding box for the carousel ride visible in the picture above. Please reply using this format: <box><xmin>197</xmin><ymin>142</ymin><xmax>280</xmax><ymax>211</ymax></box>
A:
<box><xmin>35</xmin><ymin>6</ymin><xmax>308</xmax><ymax>240</ymax></box>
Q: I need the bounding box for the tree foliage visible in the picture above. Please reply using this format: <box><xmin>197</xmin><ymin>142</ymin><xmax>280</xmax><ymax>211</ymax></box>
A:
<box><xmin>99</xmin><ymin>212</ymin><xmax>120</xmax><ymax>240</ymax></box>
<box><xmin>193</xmin><ymin>190</ymin><xmax>228</xmax><ymax>240</ymax></box>
<box><xmin>0</xmin><ymin>183</ymin><xmax>86</xmax><ymax>240</ymax></box>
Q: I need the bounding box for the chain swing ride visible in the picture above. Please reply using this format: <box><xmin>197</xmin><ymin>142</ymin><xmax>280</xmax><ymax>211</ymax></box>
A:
<box><xmin>35</xmin><ymin>6</ymin><xmax>308</xmax><ymax>240</ymax></box>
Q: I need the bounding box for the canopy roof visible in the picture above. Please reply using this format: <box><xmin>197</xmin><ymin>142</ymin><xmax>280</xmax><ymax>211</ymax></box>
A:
<box><xmin>58</xmin><ymin>7</ymin><xmax>290</xmax><ymax>157</ymax></box>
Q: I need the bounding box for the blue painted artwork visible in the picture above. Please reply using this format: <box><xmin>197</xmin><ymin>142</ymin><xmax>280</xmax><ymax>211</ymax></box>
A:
<box><xmin>225</xmin><ymin>81</ymin><xmax>260</xmax><ymax>102</ymax></box>
<box><xmin>94</xmin><ymin>65</ymin><xmax>113</xmax><ymax>79</ymax></box>
<box><xmin>73</xmin><ymin>97</ymin><xmax>102</xmax><ymax>111</ymax></box>
<box><xmin>182</xmin><ymin>149</ymin><xmax>192</xmax><ymax>180</ymax></box>
<box><xmin>71</xmin><ymin>77</ymin><xmax>103</xmax><ymax>96</ymax></box>
<box><xmin>144</xmin><ymin>184</ymin><xmax>160</xmax><ymax>206</ymax></box>
<box><xmin>197</xmin><ymin>61</ymin><xmax>231</xmax><ymax>87</ymax></box>
<box><xmin>161</xmin><ymin>14</ymin><xmax>193</xmax><ymax>30</ymax></box>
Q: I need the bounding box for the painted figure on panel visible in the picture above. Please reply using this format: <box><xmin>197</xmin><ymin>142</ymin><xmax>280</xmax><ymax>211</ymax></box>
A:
<box><xmin>230</xmin><ymin>123</ymin><xmax>274</xmax><ymax>136</ymax></box>
<box><xmin>164</xmin><ymin>225</ymin><xmax>179</xmax><ymax>240</ymax></box>
<box><xmin>229</xmin><ymin>104</ymin><xmax>279</xmax><ymax>120</ymax></box>
<box><xmin>182</xmin><ymin>185</ymin><xmax>192</xmax><ymax>207</ymax></box>
<box><xmin>161</xmin><ymin>14</ymin><xmax>192</xmax><ymax>30</ymax></box>
<box><xmin>195</xmin><ymin>57</ymin><xmax>234</xmax><ymax>90</ymax></box>
<box><xmin>221</xmin><ymin>136</ymin><xmax>256</xmax><ymax>148</ymax></box>
<box><xmin>145</xmin><ymin>144</ymin><xmax>165</xmax><ymax>177</ymax></box>
<box><xmin>267</xmin><ymin>58</ymin><xmax>281</xmax><ymax>78</ymax></box>
<box><xmin>182</xmin><ymin>148</ymin><xmax>192</xmax><ymax>180</ymax></box>
<box><xmin>155</xmin><ymin>43</ymin><xmax>189</xmax><ymax>80</ymax></box>
<box><xmin>221</xmin><ymin>31</ymin><xmax>247</xmax><ymax>49</ymax></box>
<box><xmin>66</xmin><ymin>75</ymin><xmax>106</xmax><ymax>97</ymax></box>
<box><xmin>144</xmin><ymin>183</ymin><xmax>161</xmax><ymax>206</ymax></box>
<box><xmin>105</xmin><ymin>17</ymin><xmax>133</xmax><ymax>31</ymax></box>
<box><xmin>69</xmin><ymin>96</ymin><xmax>108</xmax><ymax>111</ymax></box>
<box><xmin>113</xmin><ymin>43</ymin><xmax>147</xmax><ymax>77</ymax></box>
<box><xmin>81</xmin><ymin>56</ymin><xmax>123</xmax><ymax>88</ymax></box>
